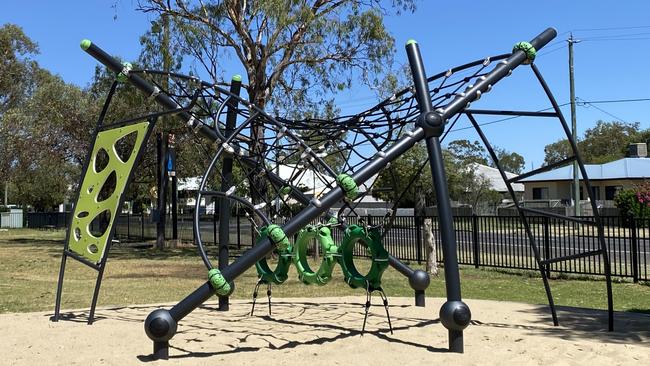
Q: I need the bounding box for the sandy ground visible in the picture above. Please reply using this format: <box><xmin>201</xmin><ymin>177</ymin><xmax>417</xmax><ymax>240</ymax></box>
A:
<box><xmin>1</xmin><ymin>297</ymin><xmax>648</xmax><ymax>366</ymax></box>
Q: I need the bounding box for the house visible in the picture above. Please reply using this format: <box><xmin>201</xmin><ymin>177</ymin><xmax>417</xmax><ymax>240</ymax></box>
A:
<box><xmin>520</xmin><ymin>157</ymin><xmax>650</xmax><ymax>204</ymax></box>
<box><xmin>472</xmin><ymin>163</ymin><xmax>524</xmax><ymax>195</ymax></box>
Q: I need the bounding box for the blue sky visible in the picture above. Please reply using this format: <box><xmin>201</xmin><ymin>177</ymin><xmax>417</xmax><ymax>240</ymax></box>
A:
<box><xmin>2</xmin><ymin>1</ymin><xmax>650</xmax><ymax>170</ymax></box>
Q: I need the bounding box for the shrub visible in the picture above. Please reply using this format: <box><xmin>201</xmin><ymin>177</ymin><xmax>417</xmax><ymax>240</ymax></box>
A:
<box><xmin>614</xmin><ymin>182</ymin><xmax>650</xmax><ymax>226</ymax></box>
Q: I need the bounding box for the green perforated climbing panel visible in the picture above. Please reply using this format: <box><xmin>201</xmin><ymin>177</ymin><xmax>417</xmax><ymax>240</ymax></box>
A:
<box><xmin>68</xmin><ymin>121</ymin><xmax>150</xmax><ymax>263</ymax></box>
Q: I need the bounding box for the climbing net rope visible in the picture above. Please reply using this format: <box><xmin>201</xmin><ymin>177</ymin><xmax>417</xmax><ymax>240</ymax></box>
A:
<box><xmin>97</xmin><ymin>52</ymin><xmax>512</xmax><ymax>272</ymax></box>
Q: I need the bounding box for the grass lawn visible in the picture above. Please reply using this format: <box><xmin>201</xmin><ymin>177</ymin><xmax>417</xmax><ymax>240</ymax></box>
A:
<box><xmin>1</xmin><ymin>228</ymin><xmax>648</xmax><ymax>314</ymax></box>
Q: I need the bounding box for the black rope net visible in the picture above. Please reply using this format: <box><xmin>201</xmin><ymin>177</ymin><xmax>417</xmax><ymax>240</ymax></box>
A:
<box><xmin>102</xmin><ymin>53</ymin><xmax>509</xmax><ymax>268</ymax></box>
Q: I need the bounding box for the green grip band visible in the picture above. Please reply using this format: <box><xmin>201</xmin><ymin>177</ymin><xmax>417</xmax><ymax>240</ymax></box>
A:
<box><xmin>117</xmin><ymin>62</ymin><xmax>133</xmax><ymax>82</ymax></box>
<box><xmin>208</xmin><ymin>268</ymin><xmax>231</xmax><ymax>296</ymax></box>
<box><xmin>513</xmin><ymin>41</ymin><xmax>536</xmax><ymax>64</ymax></box>
<box><xmin>80</xmin><ymin>39</ymin><xmax>91</xmax><ymax>50</ymax></box>
<box><xmin>266</xmin><ymin>224</ymin><xmax>289</xmax><ymax>251</ymax></box>
<box><xmin>280</xmin><ymin>186</ymin><xmax>292</xmax><ymax>195</ymax></box>
<box><xmin>336</xmin><ymin>174</ymin><xmax>358</xmax><ymax>200</ymax></box>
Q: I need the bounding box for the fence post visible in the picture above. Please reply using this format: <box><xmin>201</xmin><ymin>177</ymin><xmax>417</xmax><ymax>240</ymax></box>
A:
<box><xmin>127</xmin><ymin>212</ymin><xmax>130</xmax><ymax>240</ymax></box>
<box><xmin>472</xmin><ymin>214</ymin><xmax>480</xmax><ymax>268</ymax></box>
<box><xmin>543</xmin><ymin>216</ymin><xmax>551</xmax><ymax>278</ymax></box>
<box><xmin>213</xmin><ymin>204</ymin><xmax>217</xmax><ymax>245</ymax></box>
<box><xmin>415</xmin><ymin>215</ymin><xmax>423</xmax><ymax>264</ymax></box>
<box><xmin>141</xmin><ymin>212</ymin><xmax>145</xmax><ymax>241</ymax></box>
<box><xmin>630</xmin><ymin>217</ymin><xmax>639</xmax><ymax>283</ymax></box>
<box><xmin>237</xmin><ymin>212</ymin><xmax>242</xmax><ymax>249</ymax></box>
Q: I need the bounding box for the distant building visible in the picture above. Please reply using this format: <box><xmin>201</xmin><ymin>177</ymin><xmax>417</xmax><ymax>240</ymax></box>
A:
<box><xmin>472</xmin><ymin>163</ymin><xmax>524</xmax><ymax>195</ymax></box>
<box><xmin>520</xmin><ymin>157</ymin><xmax>650</xmax><ymax>204</ymax></box>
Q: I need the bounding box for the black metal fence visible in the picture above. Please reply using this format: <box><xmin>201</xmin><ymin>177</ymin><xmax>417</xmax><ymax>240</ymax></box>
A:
<box><xmin>26</xmin><ymin>212</ymin><xmax>649</xmax><ymax>282</ymax></box>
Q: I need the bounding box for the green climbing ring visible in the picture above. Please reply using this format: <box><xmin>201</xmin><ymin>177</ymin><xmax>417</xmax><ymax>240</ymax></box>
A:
<box><xmin>336</xmin><ymin>174</ymin><xmax>358</xmax><ymax>200</ymax></box>
<box><xmin>292</xmin><ymin>225</ymin><xmax>339</xmax><ymax>286</ymax></box>
<box><xmin>255</xmin><ymin>225</ymin><xmax>293</xmax><ymax>284</ymax></box>
<box><xmin>338</xmin><ymin>225</ymin><xmax>388</xmax><ymax>291</ymax></box>
<box><xmin>208</xmin><ymin>268</ymin><xmax>232</xmax><ymax>296</ymax></box>
<box><xmin>512</xmin><ymin>41</ymin><xmax>536</xmax><ymax>64</ymax></box>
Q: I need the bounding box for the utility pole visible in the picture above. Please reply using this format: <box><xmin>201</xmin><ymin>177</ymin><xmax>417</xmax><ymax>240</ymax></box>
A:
<box><xmin>569</xmin><ymin>33</ymin><xmax>581</xmax><ymax>216</ymax></box>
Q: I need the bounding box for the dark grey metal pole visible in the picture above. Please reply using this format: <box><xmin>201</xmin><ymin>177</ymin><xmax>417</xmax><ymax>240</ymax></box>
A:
<box><xmin>406</xmin><ymin>38</ymin><xmax>470</xmax><ymax>353</ymax></box>
<box><xmin>171</xmin><ymin>174</ymin><xmax>178</xmax><ymax>240</ymax></box>
<box><xmin>156</xmin><ymin>133</ymin><xmax>166</xmax><ymax>249</ymax></box>
<box><xmin>217</xmin><ymin>75</ymin><xmax>242</xmax><ymax>311</ymax></box>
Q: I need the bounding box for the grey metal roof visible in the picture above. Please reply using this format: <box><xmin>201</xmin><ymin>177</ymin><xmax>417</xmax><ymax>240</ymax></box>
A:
<box><xmin>520</xmin><ymin>158</ymin><xmax>650</xmax><ymax>182</ymax></box>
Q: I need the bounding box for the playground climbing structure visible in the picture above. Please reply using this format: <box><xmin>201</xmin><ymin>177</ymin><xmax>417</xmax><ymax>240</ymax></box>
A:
<box><xmin>52</xmin><ymin>28</ymin><xmax>614</xmax><ymax>360</ymax></box>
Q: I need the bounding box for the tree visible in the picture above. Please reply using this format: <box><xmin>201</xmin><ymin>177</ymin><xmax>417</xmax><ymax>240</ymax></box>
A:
<box><xmin>0</xmin><ymin>24</ymin><xmax>39</xmax><ymax>202</ymax></box>
<box><xmin>137</xmin><ymin>1</ymin><xmax>415</xmax><ymax>113</ymax></box>
<box><xmin>2</xmin><ymin>69</ymin><xmax>99</xmax><ymax>210</ymax></box>
<box><xmin>136</xmin><ymin>0</ymin><xmax>416</xmax><ymax>208</ymax></box>
<box><xmin>493</xmin><ymin>147</ymin><xmax>524</xmax><ymax>174</ymax></box>
<box><xmin>543</xmin><ymin>120</ymin><xmax>644</xmax><ymax>165</ymax></box>
<box><xmin>446</xmin><ymin>139</ymin><xmax>488</xmax><ymax>165</ymax></box>
<box><xmin>372</xmin><ymin>139</ymin><xmax>494</xmax><ymax>208</ymax></box>
<box><xmin>581</xmin><ymin>120</ymin><xmax>640</xmax><ymax>163</ymax></box>
<box><xmin>373</xmin><ymin>140</ymin><xmax>432</xmax><ymax>208</ymax></box>
<box><xmin>0</xmin><ymin>24</ymin><xmax>38</xmax><ymax>114</ymax></box>
<box><xmin>543</xmin><ymin>139</ymin><xmax>571</xmax><ymax>166</ymax></box>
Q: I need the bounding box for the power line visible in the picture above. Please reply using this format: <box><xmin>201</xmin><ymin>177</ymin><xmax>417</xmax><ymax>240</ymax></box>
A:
<box><xmin>446</xmin><ymin>96</ymin><xmax>649</xmax><ymax>135</ymax></box>
<box><xmin>578</xmin><ymin>98</ymin><xmax>650</xmax><ymax>104</ymax></box>
<box><xmin>577</xmin><ymin>98</ymin><xmax>628</xmax><ymax>123</ymax></box>
<box><xmin>582</xmin><ymin>37</ymin><xmax>650</xmax><ymax>42</ymax></box>
<box><xmin>579</xmin><ymin>31</ymin><xmax>650</xmax><ymax>40</ymax></box>
<box><xmin>573</xmin><ymin>25</ymin><xmax>650</xmax><ymax>32</ymax></box>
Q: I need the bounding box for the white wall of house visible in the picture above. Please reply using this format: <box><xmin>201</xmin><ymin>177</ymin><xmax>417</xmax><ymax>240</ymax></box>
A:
<box><xmin>523</xmin><ymin>178</ymin><xmax>647</xmax><ymax>201</ymax></box>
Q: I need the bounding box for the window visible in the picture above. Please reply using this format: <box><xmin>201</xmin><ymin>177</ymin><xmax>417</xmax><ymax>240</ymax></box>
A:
<box><xmin>590</xmin><ymin>186</ymin><xmax>600</xmax><ymax>200</ymax></box>
<box><xmin>532</xmin><ymin>187</ymin><xmax>549</xmax><ymax>200</ymax></box>
<box><xmin>605</xmin><ymin>186</ymin><xmax>622</xmax><ymax>200</ymax></box>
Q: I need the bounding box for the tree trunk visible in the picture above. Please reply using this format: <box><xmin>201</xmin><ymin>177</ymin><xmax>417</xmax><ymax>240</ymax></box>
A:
<box><xmin>424</xmin><ymin>217</ymin><xmax>438</xmax><ymax>277</ymax></box>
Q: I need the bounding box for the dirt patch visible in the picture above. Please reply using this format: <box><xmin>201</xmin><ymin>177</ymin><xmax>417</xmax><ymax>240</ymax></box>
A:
<box><xmin>2</xmin><ymin>297</ymin><xmax>649</xmax><ymax>365</ymax></box>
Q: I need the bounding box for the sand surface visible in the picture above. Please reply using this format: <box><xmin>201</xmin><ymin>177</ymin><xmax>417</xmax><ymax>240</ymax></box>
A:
<box><xmin>1</xmin><ymin>297</ymin><xmax>649</xmax><ymax>365</ymax></box>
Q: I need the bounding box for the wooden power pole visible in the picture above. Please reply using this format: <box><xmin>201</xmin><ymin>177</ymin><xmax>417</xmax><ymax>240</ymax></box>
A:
<box><xmin>569</xmin><ymin>33</ymin><xmax>581</xmax><ymax>216</ymax></box>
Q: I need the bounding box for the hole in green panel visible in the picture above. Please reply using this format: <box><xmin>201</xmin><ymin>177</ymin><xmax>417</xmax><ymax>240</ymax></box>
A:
<box><xmin>89</xmin><ymin>209</ymin><xmax>112</xmax><ymax>238</ymax></box>
<box><xmin>115</xmin><ymin>131</ymin><xmax>138</xmax><ymax>163</ymax></box>
<box><xmin>95</xmin><ymin>148</ymin><xmax>109</xmax><ymax>173</ymax></box>
<box><xmin>74</xmin><ymin>227</ymin><xmax>81</xmax><ymax>241</ymax></box>
<box><xmin>97</xmin><ymin>171</ymin><xmax>117</xmax><ymax>202</ymax></box>
<box><xmin>77</xmin><ymin>211</ymin><xmax>89</xmax><ymax>218</ymax></box>
<box><xmin>87</xmin><ymin>244</ymin><xmax>99</xmax><ymax>254</ymax></box>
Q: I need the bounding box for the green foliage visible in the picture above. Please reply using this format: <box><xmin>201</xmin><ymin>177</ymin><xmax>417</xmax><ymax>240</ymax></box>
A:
<box><xmin>372</xmin><ymin>140</ymin><xmax>432</xmax><ymax>207</ymax></box>
<box><xmin>0</xmin><ymin>26</ymin><xmax>105</xmax><ymax>210</ymax></box>
<box><xmin>493</xmin><ymin>147</ymin><xmax>525</xmax><ymax>174</ymax></box>
<box><xmin>447</xmin><ymin>139</ymin><xmax>488</xmax><ymax>165</ymax></box>
<box><xmin>543</xmin><ymin>120</ymin><xmax>646</xmax><ymax>166</ymax></box>
<box><xmin>137</xmin><ymin>0</ymin><xmax>416</xmax><ymax>115</ymax></box>
<box><xmin>0</xmin><ymin>24</ymin><xmax>38</xmax><ymax>114</ymax></box>
<box><xmin>373</xmin><ymin>138</ymin><xmax>517</xmax><ymax>210</ymax></box>
<box><xmin>614</xmin><ymin>182</ymin><xmax>650</xmax><ymax>220</ymax></box>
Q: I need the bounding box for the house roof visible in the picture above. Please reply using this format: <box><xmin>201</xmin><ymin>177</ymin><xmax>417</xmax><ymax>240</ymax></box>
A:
<box><xmin>473</xmin><ymin>164</ymin><xmax>524</xmax><ymax>192</ymax></box>
<box><xmin>520</xmin><ymin>158</ymin><xmax>650</xmax><ymax>182</ymax></box>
